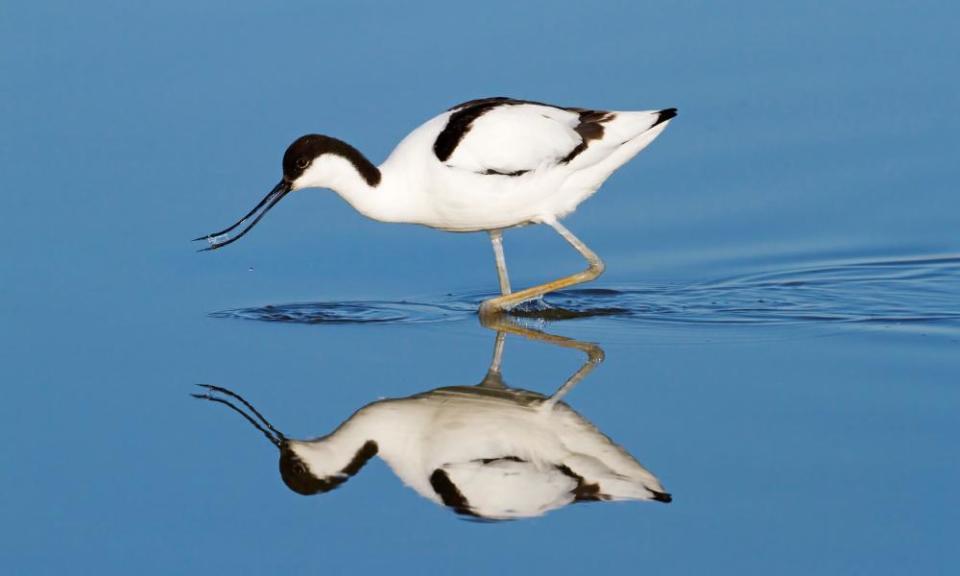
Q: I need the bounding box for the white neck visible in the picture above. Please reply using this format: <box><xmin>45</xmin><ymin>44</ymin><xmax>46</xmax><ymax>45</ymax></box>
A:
<box><xmin>290</xmin><ymin>415</ymin><xmax>375</xmax><ymax>478</ymax></box>
<box><xmin>297</xmin><ymin>155</ymin><xmax>419</xmax><ymax>224</ymax></box>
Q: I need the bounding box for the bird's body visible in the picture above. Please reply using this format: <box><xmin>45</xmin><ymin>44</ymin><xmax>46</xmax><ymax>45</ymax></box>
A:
<box><xmin>198</xmin><ymin>97</ymin><xmax>677</xmax><ymax>312</ymax></box>
<box><xmin>366</xmin><ymin>98</ymin><xmax>675</xmax><ymax>231</ymax></box>
<box><xmin>195</xmin><ymin>383</ymin><xmax>669</xmax><ymax>520</ymax></box>
<box><xmin>299</xmin><ymin>384</ymin><xmax>669</xmax><ymax>519</ymax></box>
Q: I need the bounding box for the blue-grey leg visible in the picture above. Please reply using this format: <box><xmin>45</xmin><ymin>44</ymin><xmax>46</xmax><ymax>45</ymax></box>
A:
<box><xmin>478</xmin><ymin>330</ymin><xmax>508</xmax><ymax>389</ymax></box>
<box><xmin>480</xmin><ymin>219</ymin><xmax>605</xmax><ymax>315</ymax></box>
<box><xmin>489</xmin><ymin>230</ymin><xmax>511</xmax><ymax>296</ymax></box>
<box><xmin>477</xmin><ymin>312</ymin><xmax>604</xmax><ymax>409</ymax></box>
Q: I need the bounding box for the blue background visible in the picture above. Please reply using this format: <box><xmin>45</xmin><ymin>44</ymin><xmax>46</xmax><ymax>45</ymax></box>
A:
<box><xmin>1</xmin><ymin>1</ymin><xmax>958</xmax><ymax>574</ymax></box>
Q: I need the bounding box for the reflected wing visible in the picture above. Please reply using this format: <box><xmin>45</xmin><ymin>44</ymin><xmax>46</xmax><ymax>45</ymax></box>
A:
<box><xmin>431</xmin><ymin>459</ymin><xmax>577</xmax><ymax>519</ymax></box>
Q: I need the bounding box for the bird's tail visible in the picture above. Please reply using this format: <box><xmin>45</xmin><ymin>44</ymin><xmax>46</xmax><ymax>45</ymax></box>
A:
<box><xmin>564</xmin><ymin>107</ymin><xmax>677</xmax><ymax>189</ymax></box>
<box><xmin>602</xmin><ymin>108</ymin><xmax>677</xmax><ymax>143</ymax></box>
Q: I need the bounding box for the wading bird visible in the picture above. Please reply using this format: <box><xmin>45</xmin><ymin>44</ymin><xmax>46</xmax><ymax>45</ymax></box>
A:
<box><xmin>196</xmin><ymin>97</ymin><xmax>677</xmax><ymax>314</ymax></box>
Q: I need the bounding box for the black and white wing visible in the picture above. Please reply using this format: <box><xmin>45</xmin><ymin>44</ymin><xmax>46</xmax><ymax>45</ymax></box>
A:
<box><xmin>433</xmin><ymin>98</ymin><xmax>611</xmax><ymax>175</ymax></box>
<box><xmin>430</xmin><ymin>457</ymin><xmax>579</xmax><ymax>520</ymax></box>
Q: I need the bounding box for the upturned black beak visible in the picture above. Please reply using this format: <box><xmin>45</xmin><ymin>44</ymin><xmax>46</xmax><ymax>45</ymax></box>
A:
<box><xmin>192</xmin><ymin>384</ymin><xmax>285</xmax><ymax>448</ymax></box>
<box><xmin>194</xmin><ymin>180</ymin><xmax>292</xmax><ymax>251</ymax></box>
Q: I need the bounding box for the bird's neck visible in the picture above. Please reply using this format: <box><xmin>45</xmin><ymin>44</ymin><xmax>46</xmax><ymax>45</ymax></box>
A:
<box><xmin>323</xmin><ymin>153</ymin><xmax>421</xmax><ymax>224</ymax></box>
<box><xmin>296</xmin><ymin>399</ymin><xmax>430</xmax><ymax>468</ymax></box>
<box><xmin>291</xmin><ymin>409</ymin><xmax>381</xmax><ymax>479</ymax></box>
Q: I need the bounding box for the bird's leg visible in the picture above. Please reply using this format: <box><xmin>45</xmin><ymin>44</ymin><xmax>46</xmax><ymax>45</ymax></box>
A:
<box><xmin>479</xmin><ymin>219</ymin><xmax>605</xmax><ymax>316</ymax></box>
<box><xmin>489</xmin><ymin>230</ymin><xmax>512</xmax><ymax>296</ymax></box>
<box><xmin>489</xmin><ymin>329</ymin><xmax>506</xmax><ymax>373</ymax></box>
<box><xmin>478</xmin><ymin>329</ymin><xmax>508</xmax><ymax>389</ymax></box>
<box><xmin>541</xmin><ymin>348</ymin><xmax>603</xmax><ymax>410</ymax></box>
<box><xmin>478</xmin><ymin>312</ymin><xmax>604</xmax><ymax>408</ymax></box>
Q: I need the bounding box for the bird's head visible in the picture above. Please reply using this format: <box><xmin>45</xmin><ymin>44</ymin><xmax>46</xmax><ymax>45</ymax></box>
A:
<box><xmin>195</xmin><ymin>134</ymin><xmax>380</xmax><ymax>251</ymax></box>
<box><xmin>192</xmin><ymin>384</ymin><xmax>378</xmax><ymax>496</ymax></box>
<box><xmin>279</xmin><ymin>438</ymin><xmax>378</xmax><ymax>495</ymax></box>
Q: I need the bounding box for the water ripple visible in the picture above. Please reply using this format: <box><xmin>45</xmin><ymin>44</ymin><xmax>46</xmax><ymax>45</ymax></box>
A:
<box><xmin>210</xmin><ymin>253</ymin><xmax>960</xmax><ymax>333</ymax></box>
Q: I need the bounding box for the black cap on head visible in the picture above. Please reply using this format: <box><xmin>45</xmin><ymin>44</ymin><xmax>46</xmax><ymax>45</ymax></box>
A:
<box><xmin>282</xmin><ymin>134</ymin><xmax>333</xmax><ymax>183</ymax></box>
<box><xmin>279</xmin><ymin>440</ymin><xmax>379</xmax><ymax>496</ymax></box>
<box><xmin>279</xmin><ymin>444</ymin><xmax>335</xmax><ymax>495</ymax></box>
<box><xmin>282</xmin><ymin>134</ymin><xmax>382</xmax><ymax>187</ymax></box>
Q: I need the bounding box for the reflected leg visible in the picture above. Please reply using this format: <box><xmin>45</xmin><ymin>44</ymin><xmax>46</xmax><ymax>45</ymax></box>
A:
<box><xmin>478</xmin><ymin>330</ymin><xmax>508</xmax><ymax>389</ymax></box>
<box><xmin>479</xmin><ymin>312</ymin><xmax>604</xmax><ymax>408</ymax></box>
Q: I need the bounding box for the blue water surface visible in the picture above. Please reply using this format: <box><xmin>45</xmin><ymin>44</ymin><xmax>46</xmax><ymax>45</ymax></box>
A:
<box><xmin>1</xmin><ymin>1</ymin><xmax>958</xmax><ymax>574</ymax></box>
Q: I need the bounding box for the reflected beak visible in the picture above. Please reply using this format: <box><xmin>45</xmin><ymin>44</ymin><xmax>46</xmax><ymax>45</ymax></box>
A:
<box><xmin>191</xmin><ymin>384</ymin><xmax>285</xmax><ymax>448</ymax></box>
<box><xmin>194</xmin><ymin>180</ymin><xmax>292</xmax><ymax>251</ymax></box>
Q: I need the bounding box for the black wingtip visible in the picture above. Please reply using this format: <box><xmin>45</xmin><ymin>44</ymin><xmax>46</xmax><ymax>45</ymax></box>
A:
<box><xmin>652</xmin><ymin>108</ymin><xmax>678</xmax><ymax>127</ymax></box>
<box><xmin>651</xmin><ymin>491</ymin><xmax>673</xmax><ymax>503</ymax></box>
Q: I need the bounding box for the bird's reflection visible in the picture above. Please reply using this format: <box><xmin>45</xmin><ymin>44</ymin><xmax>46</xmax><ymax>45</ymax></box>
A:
<box><xmin>194</xmin><ymin>315</ymin><xmax>670</xmax><ymax>520</ymax></box>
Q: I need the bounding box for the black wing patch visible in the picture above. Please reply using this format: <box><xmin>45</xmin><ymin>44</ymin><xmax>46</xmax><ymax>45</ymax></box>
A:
<box><xmin>482</xmin><ymin>169</ymin><xmax>530</xmax><ymax>177</ymax></box>
<box><xmin>434</xmin><ymin>97</ymin><xmax>615</xmax><ymax>168</ymax></box>
<box><xmin>555</xmin><ymin>463</ymin><xmax>606</xmax><ymax>502</ymax></box>
<box><xmin>653</xmin><ymin>107</ymin><xmax>678</xmax><ymax>127</ymax></box>
<box><xmin>555</xmin><ymin>463</ymin><xmax>672</xmax><ymax>504</ymax></box>
<box><xmin>434</xmin><ymin>98</ymin><xmax>520</xmax><ymax>162</ymax></box>
<box><xmin>429</xmin><ymin>468</ymin><xmax>480</xmax><ymax>518</ymax></box>
<box><xmin>475</xmin><ymin>455</ymin><xmax>526</xmax><ymax>464</ymax></box>
<box><xmin>559</xmin><ymin>110</ymin><xmax>617</xmax><ymax>164</ymax></box>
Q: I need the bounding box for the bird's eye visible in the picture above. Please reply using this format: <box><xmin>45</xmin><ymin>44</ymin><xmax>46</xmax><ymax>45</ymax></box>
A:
<box><xmin>296</xmin><ymin>157</ymin><xmax>309</xmax><ymax>169</ymax></box>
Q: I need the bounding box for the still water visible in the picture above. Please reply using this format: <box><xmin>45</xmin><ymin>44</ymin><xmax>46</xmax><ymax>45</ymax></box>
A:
<box><xmin>2</xmin><ymin>1</ymin><xmax>958</xmax><ymax>575</ymax></box>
